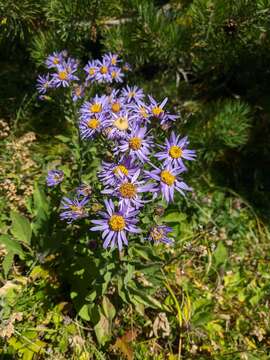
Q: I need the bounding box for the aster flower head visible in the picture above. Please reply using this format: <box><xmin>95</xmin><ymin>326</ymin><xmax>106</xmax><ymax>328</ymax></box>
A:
<box><xmin>121</xmin><ymin>85</ymin><xmax>144</xmax><ymax>104</ymax></box>
<box><xmin>98</xmin><ymin>156</ymin><xmax>139</xmax><ymax>187</ymax></box>
<box><xmin>45</xmin><ymin>51</ymin><xmax>65</xmax><ymax>69</ymax></box>
<box><xmin>122</xmin><ymin>62</ymin><xmax>132</xmax><ymax>72</ymax></box>
<box><xmin>145</xmin><ymin>164</ymin><xmax>191</xmax><ymax>203</ymax></box>
<box><xmin>90</xmin><ymin>199</ymin><xmax>141</xmax><ymax>251</ymax></box>
<box><xmin>102</xmin><ymin>169</ymin><xmax>156</xmax><ymax>209</ymax></box>
<box><xmin>148</xmin><ymin>95</ymin><xmax>178</xmax><ymax>125</ymax></box>
<box><xmin>108</xmin><ymin>95</ymin><xmax>126</xmax><ymax>115</ymax></box>
<box><xmin>80</xmin><ymin>95</ymin><xmax>108</xmax><ymax>118</ymax></box>
<box><xmin>64</xmin><ymin>57</ymin><xmax>79</xmax><ymax>72</ymax></box>
<box><xmin>51</xmin><ymin>62</ymin><xmax>79</xmax><ymax>88</ymax></box>
<box><xmin>155</xmin><ymin>132</ymin><xmax>196</xmax><ymax>167</ymax></box>
<box><xmin>36</xmin><ymin>73</ymin><xmax>52</xmax><ymax>94</ymax></box>
<box><xmin>84</xmin><ymin>60</ymin><xmax>98</xmax><ymax>82</ymax></box>
<box><xmin>115</xmin><ymin>125</ymin><xmax>153</xmax><ymax>163</ymax></box>
<box><xmin>105</xmin><ymin>111</ymin><xmax>133</xmax><ymax>140</ymax></box>
<box><xmin>148</xmin><ymin>95</ymin><xmax>167</xmax><ymax>119</ymax></box>
<box><xmin>95</xmin><ymin>58</ymin><xmax>112</xmax><ymax>83</ymax></box>
<box><xmin>72</xmin><ymin>84</ymin><xmax>84</xmax><ymax>102</ymax></box>
<box><xmin>149</xmin><ymin>225</ymin><xmax>174</xmax><ymax>245</ymax></box>
<box><xmin>79</xmin><ymin>113</ymin><xmax>105</xmax><ymax>140</ymax></box>
<box><xmin>109</xmin><ymin>67</ymin><xmax>124</xmax><ymax>83</ymax></box>
<box><xmin>60</xmin><ymin>196</ymin><xmax>89</xmax><ymax>223</ymax></box>
<box><xmin>128</xmin><ymin>101</ymin><xmax>151</xmax><ymax>125</ymax></box>
<box><xmin>76</xmin><ymin>183</ymin><xmax>92</xmax><ymax>198</ymax></box>
<box><xmin>46</xmin><ymin>169</ymin><xmax>64</xmax><ymax>187</ymax></box>
<box><xmin>103</xmin><ymin>53</ymin><xmax>121</xmax><ymax>67</ymax></box>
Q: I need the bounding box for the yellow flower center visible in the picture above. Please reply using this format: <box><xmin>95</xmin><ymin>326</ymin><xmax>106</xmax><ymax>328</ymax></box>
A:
<box><xmin>150</xmin><ymin>227</ymin><xmax>164</xmax><ymax>241</ymax></box>
<box><xmin>113</xmin><ymin>165</ymin><xmax>129</xmax><ymax>176</ymax></box>
<box><xmin>111</xmin><ymin>57</ymin><xmax>117</xmax><ymax>65</ymax></box>
<box><xmin>111</xmin><ymin>71</ymin><xmax>117</xmax><ymax>78</ymax></box>
<box><xmin>160</xmin><ymin>170</ymin><xmax>175</xmax><ymax>186</ymax></box>
<box><xmin>89</xmin><ymin>67</ymin><xmax>96</xmax><ymax>75</ymax></box>
<box><xmin>90</xmin><ymin>103</ymin><xmax>102</xmax><ymax>113</ymax></box>
<box><xmin>129</xmin><ymin>137</ymin><xmax>142</xmax><ymax>150</ymax></box>
<box><xmin>100</xmin><ymin>66</ymin><xmax>108</xmax><ymax>74</ymax></box>
<box><xmin>53</xmin><ymin>57</ymin><xmax>59</xmax><ymax>65</ymax></box>
<box><xmin>113</xmin><ymin>117</ymin><xmax>129</xmax><ymax>131</ymax></box>
<box><xmin>54</xmin><ymin>174</ymin><xmax>62</xmax><ymax>181</ymax></box>
<box><xmin>128</xmin><ymin>91</ymin><xmax>135</xmax><ymax>98</ymax></box>
<box><xmin>109</xmin><ymin>214</ymin><xmax>126</xmax><ymax>231</ymax></box>
<box><xmin>70</xmin><ymin>205</ymin><xmax>80</xmax><ymax>211</ymax></box>
<box><xmin>69</xmin><ymin>205</ymin><xmax>85</xmax><ymax>216</ymax></box>
<box><xmin>58</xmin><ymin>70</ymin><xmax>68</xmax><ymax>81</ymax></box>
<box><xmin>87</xmin><ymin>118</ymin><xmax>100</xmax><ymax>129</ymax></box>
<box><xmin>169</xmin><ymin>145</ymin><xmax>182</xmax><ymax>159</ymax></box>
<box><xmin>111</xmin><ymin>102</ymin><xmax>121</xmax><ymax>113</ymax></box>
<box><xmin>152</xmin><ymin>106</ymin><xmax>163</xmax><ymax>117</ymax></box>
<box><xmin>119</xmin><ymin>183</ymin><xmax>137</xmax><ymax>198</ymax></box>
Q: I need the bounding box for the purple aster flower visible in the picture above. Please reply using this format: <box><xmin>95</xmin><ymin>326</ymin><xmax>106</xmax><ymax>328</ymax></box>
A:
<box><xmin>147</xmin><ymin>96</ymin><xmax>178</xmax><ymax>125</ymax></box>
<box><xmin>72</xmin><ymin>84</ymin><xmax>84</xmax><ymax>102</ymax></box>
<box><xmin>103</xmin><ymin>53</ymin><xmax>121</xmax><ymax>66</ymax></box>
<box><xmin>115</xmin><ymin>125</ymin><xmax>153</xmax><ymax>163</ymax></box>
<box><xmin>102</xmin><ymin>169</ymin><xmax>156</xmax><ymax>209</ymax></box>
<box><xmin>105</xmin><ymin>111</ymin><xmax>135</xmax><ymax>140</ymax></box>
<box><xmin>36</xmin><ymin>73</ymin><xmax>52</xmax><ymax>94</ymax></box>
<box><xmin>46</xmin><ymin>170</ymin><xmax>64</xmax><ymax>187</ymax></box>
<box><xmin>95</xmin><ymin>58</ymin><xmax>111</xmax><ymax>83</ymax></box>
<box><xmin>84</xmin><ymin>60</ymin><xmax>98</xmax><ymax>82</ymax></box>
<box><xmin>45</xmin><ymin>51</ymin><xmax>65</xmax><ymax>69</ymax></box>
<box><xmin>76</xmin><ymin>183</ymin><xmax>92</xmax><ymax>198</ymax></box>
<box><xmin>148</xmin><ymin>225</ymin><xmax>174</xmax><ymax>245</ymax></box>
<box><xmin>155</xmin><ymin>132</ymin><xmax>196</xmax><ymax>167</ymax></box>
<box><xmin>79</xmin><ymin>114</ymin><xmax>104</xmax><ymax>140</ymax></box>
<box><xmin>145</xmin><ymin>164</ymin><xmax>191</xmax><ymax>203</ymax></box>
<box><xmin>80</xmin><ymin>95</ymin><xmax>108</xmax><ymax>118</ymax></box>
<box><xmin>98</xmin><ymin>156</ymin><xmax>139</xmax><ymax>187</ymax></box>
<box><xmin>90</xmin><ymin>199</ymin><xmax>141</xmax><ymax>251</ymax></box>
<box><xmin>60</xmin><ymin>196</ymin><xmax>89</xmax><ymax>223</ymax></box>
<box><xmin>128</xmin><ymin>102</ymin><xmax>151</xmax><ymax>125</ymax></box>
<box><xmin>108</xmin><ymin>95</ymin><xmax>125</xmax><ymax>115</ymax></box>
<box><xmin>122</xmin><ymin>62</ymin><xmax>132</xmax><ymax>72</ymax></box>
<box><xmin>51</xmin><ymin>59</ymin><xmax>79</xmax><ymax>88</ymax></box>
<box><xmin>109</xmin><ymin>67</ymin><xmax>124</xmax><ymax>83</ymax></box>
<box><xmin>64</xmin><ymin>57</ymin><xmax>79</xmax><ymax>73</ymax></box>
<box><xmin>148</xmin><ymin>95</ymin><xmax>167</xmax><ymax>119</ymax></box>
<box><xmin>121</xmin><ymin>85</ymin><xmax>144</xmax><ymax>104</ymax></box>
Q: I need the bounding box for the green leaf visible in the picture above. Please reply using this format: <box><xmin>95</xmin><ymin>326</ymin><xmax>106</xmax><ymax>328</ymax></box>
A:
<box><xmin>117</xmin><ymin>277</ymin><xmax>128</xmax><ymax>303</ymax></box>
<box><xmin>124</xmin><ymin>264</ymin><xmax>134</xmax><ymax>285</ymax></box>
<box><xmin>78</xmin><ymin>304</ymin><xmax>90</xmax><ymax>321</ymax></box>
<box><xmin>102</xmin><ymin>296</ymin><xmax>116</xmax><ymax>321</ymax></box>
<box><xmin>0</xmin><ymin>235</ymin><xmax>24</xmax><ymax>258</ymax></box>
<box><xmin>213</xmin><ymin>241</ymin><xmax>228</xmax><ymax>267</ymax></box>
<box><xmin>102</xmin><ymin>271</ymin><xmax>112</xmax><ymax>295</ymax></box>
<box><xmin>162</xmin><ymin>212</ymin><xmax>186</xmax><ymax>223</ymax></box>
<box><xmin>33</xmin><ymin>184</ymin><xmax>49</xmax><ymax>217</ymax></box>
<box><xmin>55</xmin><ymin>135</ymin><xmax>70</xmax><ymax>143</ymax></box>
<box><xmin>128</xmin><ymin>286</ymin><xmax>163</xmax><ymax>310</ymax></box>
<box><xmin>2</xmin><ymin>252</ymin><xmax>14</xmax><ymax>277</ymax></box>
<box><xmin>10</xmin><ymin>211</ymin><xmax>32</xmax><ymax>244</ymax></box>
<box><xmin>192</xmin><ymin>311</ymin><xmax>213</xmax><ymax>326</ymax></box>
<box><xmin>94</xmin><ymin>312</ymin><xmax>110</xmax><ymax>345</ymax></box>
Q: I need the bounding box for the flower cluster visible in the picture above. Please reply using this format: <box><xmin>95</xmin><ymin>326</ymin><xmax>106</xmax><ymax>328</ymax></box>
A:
<box><xmin>43</xmin><ymin>52</ymin><xmax>196</xmax><ymax>252</ymax></box>
<box><xmin>37</xmin><ymin>51</ymin><xmax>129</xmax><ymax>100</ymax></box>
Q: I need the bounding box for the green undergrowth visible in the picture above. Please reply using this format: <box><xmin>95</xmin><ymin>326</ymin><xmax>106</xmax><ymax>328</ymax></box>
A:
<box><xmin>1</xmin><ymin>175</ymin><xmax>270</xmax><ymax>358</ymax></box>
